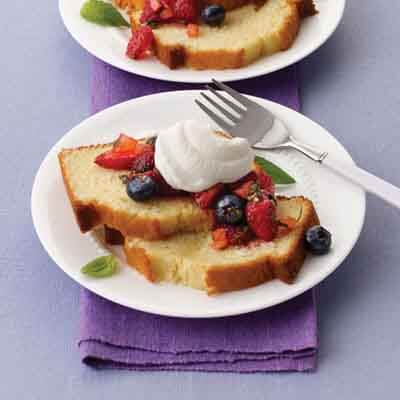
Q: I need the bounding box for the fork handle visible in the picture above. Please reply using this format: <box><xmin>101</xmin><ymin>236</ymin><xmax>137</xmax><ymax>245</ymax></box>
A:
<box><xmin>322</xmin><ymin>154</ymin><xmax>400</xmax><ymax>209</ymax></box>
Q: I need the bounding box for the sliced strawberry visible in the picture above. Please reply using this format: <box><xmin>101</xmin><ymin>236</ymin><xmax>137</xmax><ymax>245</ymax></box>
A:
<box><xmin>254</xmin><ymin>165</ymin><xmax>275</xmax><ymax>194</ymax></box>
<box><xmin>212</xmin><ymin>228</ymin><xmax>229</xmax><ymax>249</ymax></box>
<box><xmin>233</xmin><ymin>180</ymin><xmax>257</xmax><ymax>199</ymax></box>
<box><xmin>135</xmin><ymin>142</ymin><xmax>154</xmax><ymax>155</ymax></box>
<box><xmin>150</xmin><ymin>0</ymin><xmax>162</xmax><ymax>12</ymax></box>
<box><xmin>160</xmin><ymin>0</ymin><xmax>175</xmax><ymax>9</ymax></box>
<box><xmin>212</xmin><ymin>226</ymin><xmax>252</xmax><ymax>250</ymax></box>
<box><xmin>131</xmin><ymin>151</ymin><xmax>155</xmax><ymax>173</ymax></box>
<box><xmin>186</xmin><ymin>23</ymin><xmax>199</xmax><ymax>38</ymax></box>
<box><xmin>246</xmin><ymin>197</ymin><xmax>277</xmax><ymax>241</ymax></box>
<box><xmin>95</xmin><ymin>150</ymin><xmax>137</xmax><ymax>170</ymax></box>
<box><xmin>160</xmin><ymin>7</ymin><xmax>174</xmax><ymax>20</ymax></box>
<box><xmin>126</xmin><ymin>26</ymin><xmax>155</xmax><ymax>60</ymax></box>
<box><xmin>258</xmin><ymin>172</ymin><xmax>274</xmax><ymax>194</ymax></box>
<box><xmin>194</xmin><ymin>184</ymin><xmax>224</xmax><ymax>209</ymax></box>
<box><xmin>229</xmin><ymin>171</ymin><xmax>257</xmax><ymax>191</ymax></box>
<box><xmin>113</xmin><ymin>134</ymin><xmax>138</xmax><ymax>153</ymax></box>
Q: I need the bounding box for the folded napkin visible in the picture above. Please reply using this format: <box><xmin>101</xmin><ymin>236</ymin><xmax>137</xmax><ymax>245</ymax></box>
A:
<box><xmin>79</xmin><ymin>59</ymin><xmax>318</xmax><ymax>372</ymax></box>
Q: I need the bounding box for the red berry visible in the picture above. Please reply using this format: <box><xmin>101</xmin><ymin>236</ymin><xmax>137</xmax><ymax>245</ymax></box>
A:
<box><xmin>246</xmin><ymin>198</ymin><xmax>277</xmax><ymax>241</ymax></box>
<box><xmin>95</xmin><ymin>150</ymin><xmax>137</xmax><ymax>170</ymax></box>
<box><xmin>140</xmin><ymin>0</ymin><xmax>174</xmax><ymax>23</ymax></box>
<box><xmin>254</xmin><ymin>166</ymin><xmax>275</xmax><ymax>194</ymax></box>
<box><xmin>160</xmin><ymin>7</ymin><xmax>174</xmax><ymax>20</ymax></box>
<box><xmin>212</xmin><ymin>226</ymin><xmax>251</xmax><ymax>250</ymax></box>
<box><xmin>212</xmin><ymin>228</ymin><xmax>229</xmax><ymax>249</ymax></box>
<box><xmin>173</xmin><ymin>0</ymin><xmax>197</xmax><ymax>22</ymax></box>
<box><xmin>194</xmin><ymin>184</ymin><xmax>224</xmax><ymax>209</ymax></box>
<box><xmin>126</xmin><ymin>26</ymin><xmax>154</xmax><ymax>60</ymax></box>
<box><xmin>113</xmin><ymin>134</ymin><xmax>138</xmax><ymax>153</ymax></box>
<box><xmin>160</xmin><ymin>0</ymin><xmax>175</xmax><ymax>9</ymax></box>
<box><xmin>137</xmin><ymin>169</ymin><xmax>182</xmax><ymax>196</ymax></box>
<box><xmin>229</xmin><ymin>171</ymin><xmax>257</xmax><ymax>190</ymax></box>
<box><xmin>131</xmin><ymin>151</ymin><xmax>155</xmax><ymax>173</ymax></box>
<box><xmin>186</xmin><ymin>23</ymin><xmax>199</xmax><ymax>38</ymax></box>
<box><xmin>233</xmin><ymin>180</ymin><xmax>257</xmax><ymax>199</ymax></box>
<box><xmin>150</xmin><ymin>0</ymin><xmax>162</xmax><ymax>12</ymax></box>
<box><xmin>140</xmin><ymin>0</ymin><xmax>158</xmax><ymax>23</ymax></box>
<box><xmin>140</xmin><ymin>0</ymin><xmax>196</xmax><ymax>24</ymax></box>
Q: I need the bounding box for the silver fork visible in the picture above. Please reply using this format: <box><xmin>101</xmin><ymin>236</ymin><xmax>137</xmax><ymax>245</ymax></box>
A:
<box><xmin>195</xmin><ymin>79</ymin><xmax>400</xmax><ymax>209</ymax></box>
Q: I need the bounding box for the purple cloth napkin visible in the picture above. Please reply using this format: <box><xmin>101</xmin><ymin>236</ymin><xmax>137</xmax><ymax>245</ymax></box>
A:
<box><xmin>79</xmin><ymin>58</ymin><xmax>318</xmax><ymax>372</ymax></box>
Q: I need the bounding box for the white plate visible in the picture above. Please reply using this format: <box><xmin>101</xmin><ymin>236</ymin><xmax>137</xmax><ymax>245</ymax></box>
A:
<box><xmin>31</xmin><ymin>91</ymin><xmax>365</xmax><ymax>318</ymax></box>
<box><xmin>59</xmin><ymin>0</ymin><xmax>346</xmax><ymax>83</ymax></box>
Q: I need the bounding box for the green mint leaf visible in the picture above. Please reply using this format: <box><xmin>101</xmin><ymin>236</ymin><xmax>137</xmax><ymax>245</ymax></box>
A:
<box><xmin>254</xmin><ymin>156</ymin><xmax>296</xmax><ymax>185</ymax></box>
<box><xmin>80</xmin><ymin>0</ymin><xmax>130</xmax><ymax>27</ymax></box>
<box><xmin>81</xmin><ymin>255</ymin><xmax>118</xmax><ymax>278</ymax></box>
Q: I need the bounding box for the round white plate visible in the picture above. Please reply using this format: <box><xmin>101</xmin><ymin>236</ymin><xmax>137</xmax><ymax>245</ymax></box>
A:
<box><xmin>32</xmin><ymin>91</ymin><xmax>365</xmax><ymax>318</ymax></box>
<box><xmin>59</xmin><ymin>0</ymin><xmax>346</xmax><ymax>83</ymax></box>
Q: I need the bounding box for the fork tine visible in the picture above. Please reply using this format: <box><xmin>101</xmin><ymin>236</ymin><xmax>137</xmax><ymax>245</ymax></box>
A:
<box><xmin>212</xmin><ymin>79</ymin><xmax>252</xmax><ymax>107</ymax></box>
<box><xmin>200</xmin><ymin>92</ymin><xmax>240</xmax><ymax>123</ymax></box>
<box><xmin>205</xmin><ymin>85</ymin><xmax>245</xmax><ymax>115</ymax></box>
<box><xmin>195</xmin><ymin>99</ymin><xmax>233</xmax><ymax>132</ymax></box>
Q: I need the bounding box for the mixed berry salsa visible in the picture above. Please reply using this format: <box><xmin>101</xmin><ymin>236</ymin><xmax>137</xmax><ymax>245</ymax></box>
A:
<box><xmin>95</xmin><ymin>134</ymin><xmax>300</xmax><ymax>250</ymax></box>
<box><xmin>125</xmin><ymin>0</ymin><xmax>226</xmax><ymax>59</ymax></box>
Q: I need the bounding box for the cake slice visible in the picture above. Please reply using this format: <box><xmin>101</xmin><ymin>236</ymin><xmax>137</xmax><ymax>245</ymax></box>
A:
<box><xmin>127</xmin><ymin>0</ymin><xmax>317</xmax><ymax>70</ymax></box>
<box><xmin>58</xmin><ymin>143</ymin><xmax>213</xmax><ymax>240</ymax></box>
<box><xmin>124</xmin><ymin>196</ymin><xmax>319</xmax><ymax>294</ymax></box>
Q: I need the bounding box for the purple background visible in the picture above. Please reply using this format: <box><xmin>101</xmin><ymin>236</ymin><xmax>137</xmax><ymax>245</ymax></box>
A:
<box><xmin>2</xmin><ymin>1</ymin><xmax>400</xmax><ymax>398</ymax></box>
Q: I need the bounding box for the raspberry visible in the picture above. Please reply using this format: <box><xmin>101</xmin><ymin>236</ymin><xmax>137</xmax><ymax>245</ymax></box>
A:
<box><xmin>173</xmin><ymin>0</ymin><xmax>197</xmax><ymax>22</ymax></box>
<box><xmin>140</xmin><ymin>0</ymin><xmax>174</xmax><ymax>23</ymax></box>
<box><xmin>140</xmin><ymin>0</ymin><xmax>158</xmax><ymax>23</ymax></box>
<box><xmin>131</xmin><ymin>151</ymin><xmax>155</xmax><ymax>173</ymax></box>
<box><xmin>140</xmin><ymin>0</ymin><xmax>197</xmax><ymax>24</ymax></box>
<box><xmin>126</xmin><ymin>26</ymin><xmax>154</xmax><ymax>60</ymax></box>
<box><xmin>246</xmin><ymin>197</ymin><xmax>277</xmax><ymax>241</ymax></box>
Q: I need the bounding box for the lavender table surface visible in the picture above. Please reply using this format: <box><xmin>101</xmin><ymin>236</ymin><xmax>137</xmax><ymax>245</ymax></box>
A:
<box><xmin>2</xmin><ymin>1</ymin><xmax>400</xmax><ymax>398</ymax></box>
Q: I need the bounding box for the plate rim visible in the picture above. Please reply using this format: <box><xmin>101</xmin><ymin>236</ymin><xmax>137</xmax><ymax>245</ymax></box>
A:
<box><xmin>58</xmin><ymin>0</ymin><xmax>347</xmax><ymax>83</ymax></box>
<box><xmin>31</xmin><ymin>90</ymin><xmax>366</xmax><ymax>318</ymax></box>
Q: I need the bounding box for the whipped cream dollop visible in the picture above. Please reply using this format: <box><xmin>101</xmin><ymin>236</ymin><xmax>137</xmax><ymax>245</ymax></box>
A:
<box><xmin>155</xmin><ymin>120</ymin><xmax>254</xmax><ymax>192</ymax></box>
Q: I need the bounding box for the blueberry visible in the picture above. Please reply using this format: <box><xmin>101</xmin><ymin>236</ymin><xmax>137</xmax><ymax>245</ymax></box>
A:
<box><xmin>201</xmin><ymin>5</ymin><xmax>226</xmax><ymax>27</ymax></box>
<box><xmin>215</xmin><ymin>194</ymin><xmax>245</xmax><ymax>225</ymax></box>
<box><xmin>127</xmin><ymin>175</ymin><xmax>157</xmax><ymax>201</ymax></box>
<box><xmin>305</xmin><ymin>225</ymin><xmax>332</xmax><ymax>255</ymax></box>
